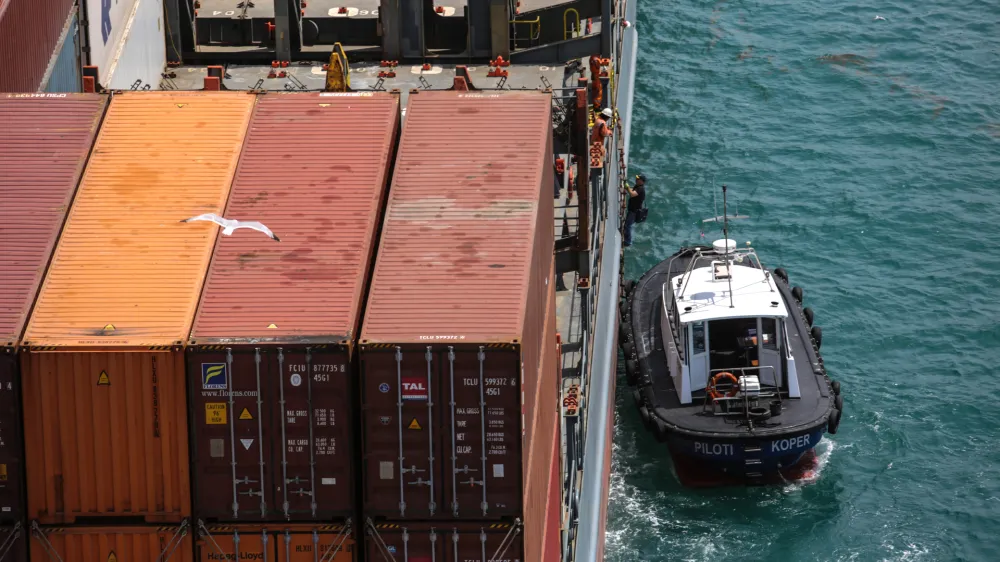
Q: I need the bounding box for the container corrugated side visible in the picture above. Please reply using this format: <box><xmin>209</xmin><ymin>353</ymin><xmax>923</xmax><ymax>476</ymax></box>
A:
<box><xmin>0</xmin><ymin>0</ymin><xmax>76</xmax><ymax>91</ymax></box>
<box><xmin>0</xmin><ymin>93</ymin><xmax>107</xmax><ymax>347</ymax></box>
<box><xmin>0</xmin><ymin>354</ymin><xmax>24</xmax><ymax>522</ymax></box>
<box><xmin>190</xmin><ymin>92</ymin><xmax>400</xmax><ymax>344</ymax></box>
<box><xmin>22</xmin><ymin>351</ymin><xmax>191</xmax><ymax>523</ymax></box>
<box><xmin>365</xmin><ymin>521</ymin><xmax>524</xmax><ymax>561</ymax></box>
<box><xmin>22</xmin><ymin>91</ymin><xmax>255</xmax><ymax>349</ymax></box>
<box><xmin>195</xmin><ymin>522</ymin><xmax>356</xmax><ymax>562</ymax></box>
<box><xmin>358</xmin><ymin>91</ymin><xmax>557</xmax><ymax>522</ymax></box>
<box><xmin>360</xmin><ymin>90</ymin><xmax>554</xmax><ymax>345</ymax></box>
<box><xmin>186</xmin><ymin>346</ymin><xmax>356</xmax><ymax>522</ymax></box>
<box><xmin>29</xmin><ymin>523</ymin><xmax>194</xmax><ymax>562</ymax></box>
<box><xmin>42</xmin><ymin>11</ymin><xmax>83</xmax><ymax>92</ymax></box>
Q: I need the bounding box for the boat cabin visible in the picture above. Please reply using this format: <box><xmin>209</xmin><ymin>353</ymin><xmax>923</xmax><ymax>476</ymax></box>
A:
<box><xmin>661</xmin><ymin>240</ymin><xmax>802</xmax><ymax>405</ymax></box>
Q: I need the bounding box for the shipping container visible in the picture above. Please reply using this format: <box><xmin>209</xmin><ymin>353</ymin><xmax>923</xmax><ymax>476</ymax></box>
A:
<box><xmin>103</xmin><ymin>0</ymin><xmax>168</xmax><ymax>90</ymax></box>
<box><xmin>186</xmin><ymin>92</ymin><xmax>400</xmax><ymax>523</ymax></box>
<box><xmin>0</xmin><ymin>94</ymin><xmax>108</xmax><ymax>526</ymax></box>
<box><xmin>82</xmin><ymin>0</ymin><xmax>139</xmax><ymax>85</ymax></box>
<box><xmin>365</xmin><ymin>521</ymin><xmax>525</xmax><ymax>562</ymax></box>
<box><xmin>29</xmin><ymin>522</ymin><xmax>194</xmax><ymax>562</ymax></box>
<box><xmin>21</xmin><ymin>91</ymin><xmax>255</xmax><ymax>524</ymax></box>
<box><xmin>195</xmin><ymin>522</ymin><xmax>356</xmax><ymax>562</ymax></box>
<box><xmin>42</xmin><ymin>11</ymin><xmax>83</xmax><ymax>92</ymax></box>
<box><xmin>0</xmin><ymin>522</ymin><xmax>27</xmax><ymax>561</ymax></box>
<box><xmin>0</xmin><ymin>0</ymin><xmax>77</xmax><ymax>91</ymax></box>
<box><xmin>359</xmin><ymin>91</ymin><xmax>559</xmax><ymax>523</ymax></box>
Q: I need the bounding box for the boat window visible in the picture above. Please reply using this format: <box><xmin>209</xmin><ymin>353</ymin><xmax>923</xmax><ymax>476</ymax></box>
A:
<box><xmin>681</xmin><ymin>324</ymin><xmax>688</xmax><ymax>363</ymax></box>
<box><xmin>761</xmin><ymin>317</ymin><xmax>778</xmax><ymax>350</ymax></box>
<box><xmin>692</xmin><ymin>323</ymin><xmax>705</xmax><ymax>354</ymax></box>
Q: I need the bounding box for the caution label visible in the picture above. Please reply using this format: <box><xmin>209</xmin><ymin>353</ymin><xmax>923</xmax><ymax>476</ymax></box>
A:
<box><xmin>206</xmin><ymin>403</ymin><xmax>227</xmax><ymax>425</ymax></box>
<box><xmin>408</xmin><ymin>418</ymin><xmax>422</xmax><ymax>430</ymax></box>
<box><xmin>107</xmin><ymin>552</ymin><xmax>118</xmax><ymax>562</ymax></box>
<box><xmin>97</xmin><ymin>370</ymin><xmax>110</xmax><ymax>386</ymax></box>
<box><xmin>239</xmin><ymin>407</ymin><xmax>254</xmax><ymax>420</ymax></box>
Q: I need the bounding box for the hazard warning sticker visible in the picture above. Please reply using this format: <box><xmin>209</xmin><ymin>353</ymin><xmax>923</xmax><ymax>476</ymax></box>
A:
<box><xmin>408</xmin><ymin>418</ymin><xmax>422</xmax><ymax>430</ymax></box>
<box><xmin>107</xmin><ymin>551</ymin><xmax>118</xmax><ymax>562</ymax></box>
<box><xmin>401</xmin><ymin>376</ymin><xmax>428</xmax><ymax>401</ymax></box>
<box><xmin>97</xmin><ymin>370</ymin><xmax>110</xmax><ymax>386</ymax></box>
<box><xmin>239</xmin><ymin>407</ymin><xmax>254</xmax><ymax>420</ymax></box>
<box><xmin>206</xmin><ymin>403</ymin><xmax>227</xmax><ymax>425</ymax></box>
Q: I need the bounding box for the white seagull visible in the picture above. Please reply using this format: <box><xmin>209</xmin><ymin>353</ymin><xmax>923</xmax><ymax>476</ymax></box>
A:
<box><xmin>873</xmin><ymin>15</ymin><xmax>886</xmax><ymax>21</ymax></box>
<box><xmin>180</xmin><ymin>213</ymin><xmax>280</xmax><ymax>241</ymax></box>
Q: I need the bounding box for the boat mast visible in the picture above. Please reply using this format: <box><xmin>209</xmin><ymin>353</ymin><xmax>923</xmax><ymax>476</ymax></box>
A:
<box><xmin>722</xmin><ymin>185</ymin><xmax>735</xmax><ymax>308</ymax></box>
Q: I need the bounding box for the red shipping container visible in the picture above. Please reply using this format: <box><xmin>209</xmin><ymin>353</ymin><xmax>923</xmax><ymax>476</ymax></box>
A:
<box><xmin>365</xmin><ymin>521</ymin><xmax>524</xmax><ymax>562</ymax></box>
<box><xmin>195</xmin><ymin>522</ymin><xmax>356</xmax><ymax>562</ymax></box>
<box><xmin>187</xmin><ymin>92</ymin><xmax>400</xmax><ymax>522</ymax></box>
<box><xmin>359</xmin><ymin>91</ymin><xmax>559</xmax><ymax>524</ymax></box>
<box><xmin>0</xmin><ymin>0</ymin><xmax>77</xmax><ymax>92</ymax></box>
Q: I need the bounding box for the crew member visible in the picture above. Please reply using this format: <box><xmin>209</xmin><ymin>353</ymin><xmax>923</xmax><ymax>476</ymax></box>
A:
<box><xmin>624</xmin><ymin>174</ymin><xmax>646</xmax><ymax>247</ymax></box>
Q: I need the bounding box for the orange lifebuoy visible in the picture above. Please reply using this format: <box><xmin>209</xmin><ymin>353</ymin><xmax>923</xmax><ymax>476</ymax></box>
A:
<box><xmin>707</xmin><ymin>372</ymin><xmax>740</xmax><ymax>401</ymax></box>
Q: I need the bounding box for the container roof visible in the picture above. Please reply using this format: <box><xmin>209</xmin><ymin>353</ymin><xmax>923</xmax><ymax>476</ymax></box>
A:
<box><xmin>190</xmin><ymin>92</ymin><xmax>399</xmax><ymax>344</ymax></box>
<box><xmin>23</xmin><ymin>92</ymin><xmax>254</xmax><ymax>348</ymax></box>
<box><xmin>672</xmin><ymin>261</ymin><xmax>788</xmax><ymax>324</ymax></box>
<box><xmin>361</xmin><ymin>91</ymin><xmax>552</xmax><ymax>344</ymax></box>
<box><xmin>0</xmin><ymin>94</ymin><xmax>107</xmax><ymax>347</ymax></box>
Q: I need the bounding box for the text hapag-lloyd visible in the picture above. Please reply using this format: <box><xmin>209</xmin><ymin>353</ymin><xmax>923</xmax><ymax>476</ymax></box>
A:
<box><xmin>206</xmin><ymin>553</ymin><xmax>267</xmax><ymax>561</ymax></box>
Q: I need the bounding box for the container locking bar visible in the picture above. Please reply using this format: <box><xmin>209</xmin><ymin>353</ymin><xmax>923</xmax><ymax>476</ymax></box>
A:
<box><xmin>448</xmin><ymin>346</ymin><xmax>460</xmax><ymax>516</ymax></box>
<box><xmin>365</xmin><ymin>518</ymin><xmax>398</xmax><ymax>562</ymax></box>
<box><xmin>395</xmin><ymin>346</ymin><xmax>407</xmax><ymax>517</ymax></box>
<box><xmin>425</xmin><ymin>346</ymin><xmax>437</xmax><ymax>516</ymax></box>
<box><xmin>254</xmin><ymin>348</ymin><xmax>267</xmax><ymax>517</ymax></box>
<box><xmin>478</xmin><ymin>346</ymin><xmax>489</xmax><ymax>515</ymax></box>
<box><xmin>306</xmin><ymin>347</ymin><xmax>319</xmax><ymax>517</ymax></box>
<box><xmin>278</xmin><ymin>348</ymin><xmax>291</xmax><ymax>518</ymax></box>
<box><xmin>227</xmin><ymin>348</ymin><xmax>240</xmax><ymax>519</ymax></box>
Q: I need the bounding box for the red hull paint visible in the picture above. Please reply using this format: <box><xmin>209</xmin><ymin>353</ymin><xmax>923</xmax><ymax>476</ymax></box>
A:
<box><xmin>669</xmin><ymin>447</ymin><xmax>822</xmax><ymax>488</ymax></box>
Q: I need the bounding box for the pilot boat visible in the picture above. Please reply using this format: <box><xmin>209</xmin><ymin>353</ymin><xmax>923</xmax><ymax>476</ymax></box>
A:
<box><xmin>619</xmin><ymin>186</ymin><xmax>844</xmax><ymax>485</ymax></box>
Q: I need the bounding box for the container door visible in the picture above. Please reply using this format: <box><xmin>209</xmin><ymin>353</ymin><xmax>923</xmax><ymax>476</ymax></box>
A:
<box><xmin>689</xmin><ymin>322</ymin><xmax>709</xmax><ymax>391</ymax></box>
<box><xmin>366</xmin><ymin>526</ymin><xmax>442</xmax><ymax>562</ymax></box>
<box><xmin>443</xmin><ymin>346</ymin><xmax>522</xmax><ymax>519</ymax></box>
<box><xmin>757</xmin><ymin>318</ymin><xmax>782</xmax><ymax>387</ymax></box>
<box><xmin>189</xmin><ymin>348</ymin><xmax>273</xmax><ymax>521</ymax></box>
<box><xmin>272</xmin><ymin>347</ymin><xmax>354</xmax><ymax>521</ymax></box>
<box><xmin>447</xmin><ymin>526</ymin><xmax>525</xmax><ymax>562</ymax></box>
<box><xmin>362</xmin><ymin>347</ymin><xmax>443</xmax><ymax>519</ymax></box>
<box><xmin>0</xmin><ymin>354</ymin><xmax>23</xmax><ymax>522</ymax></box>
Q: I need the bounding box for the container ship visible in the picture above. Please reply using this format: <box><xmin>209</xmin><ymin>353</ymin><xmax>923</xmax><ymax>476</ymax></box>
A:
<box><xmin>0</xmin><ymin>0</ymin><xmax>638</xmax><ymax>560</ymax></box>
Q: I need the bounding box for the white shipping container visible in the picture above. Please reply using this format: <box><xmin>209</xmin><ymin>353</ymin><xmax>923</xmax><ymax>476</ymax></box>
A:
<box><xmin>103</xmin><ymin>0</ymin><xmax>167</xmax><ymax>89</ymax></box>
<box><xmin>84</xmin><ymin>0</ymin><xmax>139</xmax><ymax>82</ymax></box>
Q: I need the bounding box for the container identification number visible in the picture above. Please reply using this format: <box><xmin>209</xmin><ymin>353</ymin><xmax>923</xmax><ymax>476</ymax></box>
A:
<box><xmin>288</xmin><ymin>363</ymin><xmax>345</xmax><ymax>373</ymax></box>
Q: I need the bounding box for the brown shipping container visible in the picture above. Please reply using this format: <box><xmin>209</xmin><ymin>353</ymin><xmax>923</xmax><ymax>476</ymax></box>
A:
<box><xmin>20</xmin><ymin>91</ymin><xmax>256</xmax><ymax>524</ymax></box>
<box><xmin>0</xmin><ymin>93</ymin><xmax>107</xmax><ymax>525</ymax></box>
<box><xmin>29</xmin><ymin>522</ymin><xmax>194</xmax><ymax>562</ymax></box>
<box><xmin>187</xmin><ymin>92</ymin><xmax>400</xmax><ymax>522</ymax></box>
<box><xmin>365</xmin><ymin>521</ymin><xmax>525</xmax><ymax>562</ymax></box>
<box><xmin>0</xmin><ymin>0</ymin><xmax>77</xmax><ymax>92</ymax></box>
<box><xmin>195</xmin><ymin>522</ymin><xmax>355</xmax><ymax>562</ymax></box>
<box><xmin>359</xmin><ymin>91</ymin><xmax>559</xmax><ymax>522</ymax></box>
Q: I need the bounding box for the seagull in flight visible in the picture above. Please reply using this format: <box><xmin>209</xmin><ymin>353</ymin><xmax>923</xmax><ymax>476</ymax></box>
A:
<box><xmin>181</xmin><ymin>213</ymin><xmax>280</xmax><ymax>241</ymax></box>
<box><xmin>873</xmin><ymin>15</ymin><xmax>886</xmax><ymax>20</ymax></box>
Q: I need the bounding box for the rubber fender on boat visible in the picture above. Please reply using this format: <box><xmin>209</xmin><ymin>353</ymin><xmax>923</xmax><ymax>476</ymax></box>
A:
<box><xmin>622</xmin><ymin>341</ymin><xmax>635</xmax><ymax>359</ymax></box>
<box><xmin>632</xmin><ymin>389</ymin><xmax>643</xmax><ymax>409</ymax></box>
<box><xmin>639</xmin><ymin>405</ymin><xmax>651</xmax><ymax>427</ymax></box>
<box><xmin>619</xmin><ymin>303</ymin><xmax>630</xmax><ymax>321</ymax></box>
<box><xmin>773</xmin><ymin>267</ymin><xmax>789</xmax><ymax>284</ymax></box>
<box><xmin>831</xmin><ymin>380</ymin><xmax>841</xmax><ymax>396</ymax></box>
<box><xmin>828</xmin><ymin>408</ymin><xmax>842</xmax><ymax>435</ymax></box>
<box><xmin>811</xmin><ymin>325</ymin><xmax>823</xmax><ymax>349</ymax></box>
<box><xmin>749</xmin><ymin>406</ymin><xmax>771</xmax><ymax>422</ymax></box>
<box><xmin>618</xmin><ymin>325</ymin><xmax>631</xmax><ymax>346</ymax></box>
<box><xmin>792</xmin><ymin>286</ymin><xmax>804</xmax><ymax>303</ymax></box>
<box><xmin>803</xmin><ymin>307</ymin><xmax>815</xmax><ymax>326</ymax></box>
<box><xmin>835</xmin><ymin>394</ymin><xmax>844</xmax><ymax>412</ymax></box>
<box><xmin>653</xmin><ymin>417</ymin><xmax>670</xmax><ymax>443</ymax></box>
<box><xmin>625</xmin><ymin>359</ymin><xmax>639</xmax><ymax>385</ymax></box>
<box><xmin>623</xmin><ymin>279</ymin><xmax>636</xmax><ymax>296</ymax></box>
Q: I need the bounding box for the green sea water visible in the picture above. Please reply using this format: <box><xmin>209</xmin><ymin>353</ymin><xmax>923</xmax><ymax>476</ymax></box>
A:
<box><xmin>606</xmin><ymin>0</ymin><xmax>1000</xmax><ymax>560</ymax></box>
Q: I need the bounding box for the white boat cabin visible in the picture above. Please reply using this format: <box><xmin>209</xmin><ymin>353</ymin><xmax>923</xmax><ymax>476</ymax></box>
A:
<box><xmin>661</xmin><ymin>239</ymin><xmax>802</xmax><ymax>404</ymax></box>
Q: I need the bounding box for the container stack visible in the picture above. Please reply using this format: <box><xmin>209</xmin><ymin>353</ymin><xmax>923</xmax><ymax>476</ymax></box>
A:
<box><xmin>19</xmin><ymin>90</ymin><xmax>255</xmax><ymax>561</ymax></box>
<box><xmin>357</xmin><ymin>91</ymin><xmax>563</xmax><ymax>561</ymax></box>
<box><xmin>186</xmin><ymin>91</ymin><xmax>400</xmax><ymax>562</ymax></box>
<box><xmin>0</xmin><ymin>93</ymin><xmax>110</xmax><ymax>560</ymax></box>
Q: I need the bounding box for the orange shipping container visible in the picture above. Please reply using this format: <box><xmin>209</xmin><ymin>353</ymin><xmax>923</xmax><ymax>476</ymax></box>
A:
<box><xmin>195</xmin><ymin>522</ymin><xmax>355</xmax><ymax>562</ymax></box>
<box><xmin>29</xmin><ymin>522</ymin><xmax>194</xmax><ymax>562</ymax></box>
<box><xmin>21</xmin><ymin>91</ymin><xmax>256</xmax><ymax>524</ymax></box>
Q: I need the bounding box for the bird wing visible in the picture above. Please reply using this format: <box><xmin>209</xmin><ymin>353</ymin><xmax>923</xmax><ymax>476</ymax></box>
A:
<box><xmin>233</xmin><ymin>220</ymin><xmax>280</xmax><ymax>241</ymax></box>
<box><xmin>181</xmin><ymin>213</ymin><xmax>227</xmax><ymax>227</ymax></box>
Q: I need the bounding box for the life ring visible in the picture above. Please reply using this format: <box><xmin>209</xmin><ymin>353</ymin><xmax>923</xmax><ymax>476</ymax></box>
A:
<box><xmin>707</xmin><ymin>371</ymin><xmax>740</xmax><ymax>401</ymax></box>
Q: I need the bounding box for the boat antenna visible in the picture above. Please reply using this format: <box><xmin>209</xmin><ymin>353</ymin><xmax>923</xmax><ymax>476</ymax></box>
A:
<box><xmin>723</xmin><ymin>184</ymin><xmax>735</xmax><ymax>308</ymax></box>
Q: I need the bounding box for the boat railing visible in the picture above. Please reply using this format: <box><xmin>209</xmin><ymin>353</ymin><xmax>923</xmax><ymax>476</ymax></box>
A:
<box><xmin>702</xmin><ymin>366</ymin><xmax>784</xmax><ymax>422</ymax></box>
<box><xmin>675</xmin><ymin>246</ymin><xmax>768</xmax><ymax>301</ymax></box>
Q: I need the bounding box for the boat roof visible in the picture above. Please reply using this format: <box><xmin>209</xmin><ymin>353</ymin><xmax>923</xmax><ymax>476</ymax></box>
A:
<box><xmin>671</xmin><ymin>259</ymin><xmax>788</xmax><ymax>323</ymax></box>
